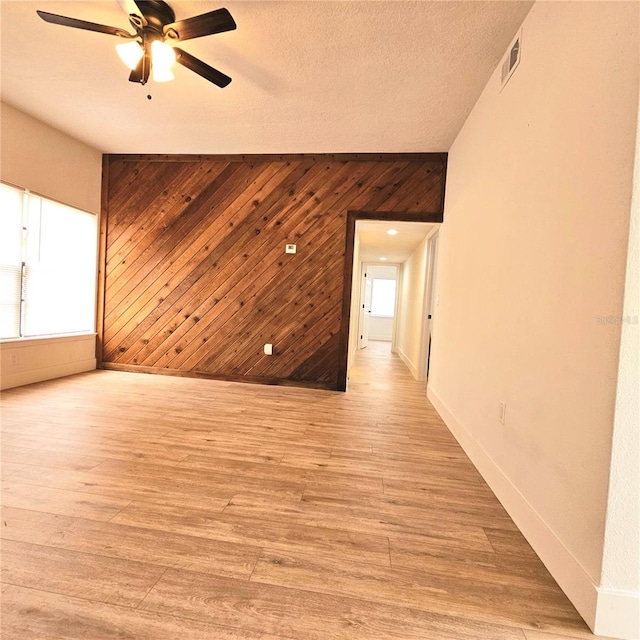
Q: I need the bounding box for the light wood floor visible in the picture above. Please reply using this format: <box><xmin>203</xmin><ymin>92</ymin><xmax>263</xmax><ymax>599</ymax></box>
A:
<box><xmin>1</xmin><ymin>341</ymin><xmax>604</xmax><ymax>639</ymax></box>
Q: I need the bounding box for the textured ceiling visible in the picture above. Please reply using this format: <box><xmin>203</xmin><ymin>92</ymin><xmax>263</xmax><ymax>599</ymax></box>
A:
<box><xmin>1</xmin><ymin>0</ymin><xmax>533</xmax><ymax>154</ymax></box>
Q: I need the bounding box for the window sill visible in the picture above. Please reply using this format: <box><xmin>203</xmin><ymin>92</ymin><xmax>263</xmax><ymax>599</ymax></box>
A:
<box><xmin>0</xmin><ymin>333</ymin><xmax>97</xmax><ymax>348</ymax></box>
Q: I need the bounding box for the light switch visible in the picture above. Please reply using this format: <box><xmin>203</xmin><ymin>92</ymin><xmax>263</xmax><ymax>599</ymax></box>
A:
<box><xmin>285</xmin><ymin>244</ymin><xmax>297</xmax><ymax>254</ymax></box>
<box><xmin>264</xmin><ymin>343</ymin><xmax>273</xmax><ymax>356</ymax></box>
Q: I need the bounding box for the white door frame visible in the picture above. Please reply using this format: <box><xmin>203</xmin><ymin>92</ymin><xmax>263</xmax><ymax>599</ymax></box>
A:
<box><xmin>358</xmin><ymin>265</ymin><xmax>371</xmax><ymax>349</ymax></box>
<box><xmin>360</xmin><ymin>261</ymin><xmax>401</xmax><ymax>350</ymax></box>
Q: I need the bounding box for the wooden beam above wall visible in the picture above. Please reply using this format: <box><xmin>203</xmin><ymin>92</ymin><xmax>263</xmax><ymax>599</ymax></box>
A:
<box><xmin>108</xmin><ymin>153</ymin><xmax>446</xmax><ymax>164</ymax></box>
<box><xmin>99</xmin><ymin>153</ymin><xmax>447</xmax><ymax>391</ymax></box>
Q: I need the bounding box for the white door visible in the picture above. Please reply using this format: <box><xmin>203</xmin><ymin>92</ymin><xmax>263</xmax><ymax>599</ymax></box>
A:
<box><xmin>359</xmin><ymin>270</ymin><xmax>372</xmax><ymax>349</ymax></box>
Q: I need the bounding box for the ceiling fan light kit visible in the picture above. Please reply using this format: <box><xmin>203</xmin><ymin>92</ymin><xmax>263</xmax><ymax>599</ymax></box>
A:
<box><xmin>116</xmin><ymin>41</ymin><xmax>144</xmax><ymax>70</ymax></box>
<box><xmin>151</xmin><ymin>40</ymin><xmax>177</xmax><ymax>82</ymax></box>
<box><xmin>36</xmin><ymin>0</ymin><xmax>236</xmax><ymax>88</ymax></box>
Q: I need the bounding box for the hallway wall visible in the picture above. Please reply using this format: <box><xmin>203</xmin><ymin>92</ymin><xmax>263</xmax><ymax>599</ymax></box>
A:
<box><xmin>427</xmin><ymin>2</ymin><xmax>639</xmax><ymax>636</ymax></box>
<box><xmin>396</xmin><ymin>235</ymin><xmax>428</xmax><ymax>379</ymax></box>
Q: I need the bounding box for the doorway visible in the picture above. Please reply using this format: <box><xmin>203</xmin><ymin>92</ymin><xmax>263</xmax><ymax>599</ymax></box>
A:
<box><xmin>358</xmin><ymin>263</ymin><xmax>399</xmax><ymax>350</ymax></box>
<box><xmin>338</xmin><ymin>213</ymin><xmax>442</xmax><ymax>391</ymax></box>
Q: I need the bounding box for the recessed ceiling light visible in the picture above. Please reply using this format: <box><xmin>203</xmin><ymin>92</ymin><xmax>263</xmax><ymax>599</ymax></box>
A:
<box><xmin>387</xmin><ymin>229</ymin><xmax>398</xmax><ymax>236</ymax></box>
<box><xmin>379</xmin><ymin>257</ymin><xmax>387</xmax><ymax>261</ymax></box>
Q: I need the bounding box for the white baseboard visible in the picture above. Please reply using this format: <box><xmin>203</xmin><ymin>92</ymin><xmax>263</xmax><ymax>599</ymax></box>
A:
<box><xmin>426</xmin><ymin>385</ymin><xmax>602</xmax><ymax>633</ymax></box>
<box><xmin>396</xmin><ymin>347</ymin><xmax>419</xmax><ymax>380</ymax></box>
<box><xmin>595</xmin><ymin>588</ymin><xmax>640</xmax><ymax>640</ymax></box>
<box><xmin>0</xmin><ymin>358</ymin><xmax>96</xmax><ymax>390</ymax></box>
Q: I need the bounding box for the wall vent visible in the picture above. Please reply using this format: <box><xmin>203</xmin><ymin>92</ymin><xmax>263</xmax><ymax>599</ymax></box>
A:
<box><xmin>501</xmin><ymin>30</ymin><xmax>522</xmax><ymax>89</ymax></box>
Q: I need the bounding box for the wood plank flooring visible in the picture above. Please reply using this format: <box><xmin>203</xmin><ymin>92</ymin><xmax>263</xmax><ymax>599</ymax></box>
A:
<box><xmin>0</xmin><ymin>341</ymin><xmax>606</xmax><ymax>639</ymax></box>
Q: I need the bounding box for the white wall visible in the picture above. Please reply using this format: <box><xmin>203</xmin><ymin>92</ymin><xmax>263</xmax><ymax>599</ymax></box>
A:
<box><xmin>427</xmin><ymin>2</ymin><xmax>639</xmax><ymax>637</ymax></box>
<box><xmin>367</xmin><ymin>264</ymin><xmax>397</xmax><ymax>280</ymax></box>
<box><xmin>396</xmin><ymin>236</ymin><xmax>428</xmax><ymax>378</ymax></box>
<box><xmin>1</xmin><ymin>103</ymin><xmax>102</xmax><ymax>213</ymax></box>
<box><xmin>0</xmin><ymin>335</ymin><xmax>98</xmax><ymax>391</ymax></box>
<box><xmin>0</xmin><ymin>103</ymin><xmax>103</xmax><ymax>389</ymax></box>
<box><xmin>368</xmin><ymin>316</ymin><xmax>394</xmax><ymax>341</ymax></box>
<box><xmin>595</xmin><ymin>88</ymin><xmax>640</xmax><ymax>640</ymax></box>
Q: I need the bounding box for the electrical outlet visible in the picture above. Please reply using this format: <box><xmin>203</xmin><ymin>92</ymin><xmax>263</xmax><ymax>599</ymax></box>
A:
<box><xmin>264</xmin><ymin>343</ymin><xmax>273</xmax><ymax>356</ymax></box>
<box><xmin>498</xmin><ymin>401</ymin><xmax>507</xmax><ymax>425</ymax></box>
<box><xmin>9</xmin><ymin>353</ymin><xmax>18</xmax><ymax>366</ymax></box>
<box><xmin>285</xmin><ymin>244</ymin><xmax>297</xmax><ymax>254</ymax></box>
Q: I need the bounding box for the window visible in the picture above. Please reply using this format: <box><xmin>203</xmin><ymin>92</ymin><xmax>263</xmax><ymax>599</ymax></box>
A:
<box><xmin>370</xmin><ymin>278</ymin><xmax>396</xmax><ymax>317</ymax></box>
<box><xmin>0</xmin><ymin>183</ymin><xmax>98</xmax><ymax>340</ymax></box>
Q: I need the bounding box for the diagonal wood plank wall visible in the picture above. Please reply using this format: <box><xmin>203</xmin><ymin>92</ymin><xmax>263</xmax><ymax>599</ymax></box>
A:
<box><xmin>99</xmin><ymin>154</ymin><xmax>447</xmax><ymax>390</ymax></box>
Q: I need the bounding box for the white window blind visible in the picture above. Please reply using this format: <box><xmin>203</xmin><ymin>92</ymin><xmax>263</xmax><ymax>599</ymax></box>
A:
<box><xmin>0</xmin><ymin>183</ymin><xmax>97</xmax><ymax>340</ymax></box>
<box><xmin>0</xmin><ymin>184</ymin><xmax>24</xmax><ymax>339</ymax></box>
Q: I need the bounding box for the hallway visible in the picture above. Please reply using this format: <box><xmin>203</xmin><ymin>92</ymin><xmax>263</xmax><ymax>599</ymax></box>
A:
<box><xmin>0</xmin><ymin>343</ymin><xmax>596</xmax><ymax>639</ymax></box>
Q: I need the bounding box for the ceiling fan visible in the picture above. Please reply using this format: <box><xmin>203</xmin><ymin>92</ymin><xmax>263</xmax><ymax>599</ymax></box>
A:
<box><xmin>36</xmin><ymin>0</ymin><xmax>236</xmax><ymax>87</ymax></box>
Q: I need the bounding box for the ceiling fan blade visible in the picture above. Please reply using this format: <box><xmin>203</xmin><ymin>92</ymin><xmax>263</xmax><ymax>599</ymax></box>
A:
<box><xmin>36</xmin><ymin>10</ymin><xmax>134</xmax><ymax>38</ymax></box>
<box><xmin>164</xmin><ymin>8</ymin><xmax>236</xmax><ymax>41</ymax></box>
<box><xmin>174</xmin><ymin>48</ymin><xmax>232</xmax><ymax>87</ymax></box>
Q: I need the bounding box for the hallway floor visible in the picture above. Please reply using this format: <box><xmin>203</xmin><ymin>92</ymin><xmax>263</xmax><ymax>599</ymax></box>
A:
<box><xmin>0</xmin><ymin>341</ymin><xmax>602</xmax><ymax>639</ymax></box>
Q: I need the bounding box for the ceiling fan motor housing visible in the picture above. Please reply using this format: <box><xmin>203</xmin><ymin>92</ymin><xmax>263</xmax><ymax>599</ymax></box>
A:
<box><xmin>133</xmin><ymin>0</ymin><xmax>175</xmax><ymax>34</ymax></box>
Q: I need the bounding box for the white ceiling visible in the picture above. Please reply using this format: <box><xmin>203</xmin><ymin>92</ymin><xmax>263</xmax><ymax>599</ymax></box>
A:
<box><xmin>0</xmin><ymin>0</ymin><xmax>533</xmax><ymax>154</ymax></box>
<box><xmin>357</xmin><ymin>220</ymin><xmax>435</xmax><ymax>263</ymax></box>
